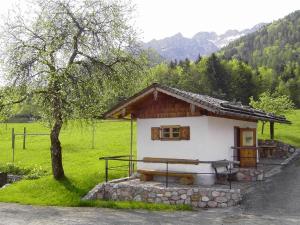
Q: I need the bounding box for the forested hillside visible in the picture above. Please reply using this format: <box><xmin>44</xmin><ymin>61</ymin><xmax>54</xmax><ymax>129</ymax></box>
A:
<box><xmin>144</xmin><ymin>55</ymin><xmax>262</xmax><ymax>105</ymax></box>
<box><xmin>219</xmin><ymin>10</ymin><xmax>300</xmax><ymax>106</ymax></box>
<box><xmin>142</xmin><ymin>10</ymin><xmax>300</xmax><ymax>108</ymax></box>
<box><xmin>221</xmin><ymin>10</ymin><xmax>300</xmax><ymax>70</ymax></box>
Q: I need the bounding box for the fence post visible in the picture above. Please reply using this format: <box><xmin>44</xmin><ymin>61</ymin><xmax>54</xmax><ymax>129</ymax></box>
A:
<box><xmin>11</xmin><ymin>128</ymin><xmax>15</xmax><ymax>163</ymax></box>
<box><xmin>128</xmin><ymin>156</ymin><xmax>131</xmax><ymax>177</ymax></box>
<box><xmin>23</xmin><ymin>127</ymin><xmax>26</xmax><ymax>150</ymax></box>
<box><xmin>133</xmin><ymin>162</ymin><xmax>135</xmax><ymax>174</ymax></box>
<box><xmin>105</xmin><ymin>159</ymin><xmax>108</xmax><ymax>182</ymax></box>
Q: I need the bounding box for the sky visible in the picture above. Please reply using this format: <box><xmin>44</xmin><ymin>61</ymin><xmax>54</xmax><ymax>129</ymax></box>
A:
<box><xmin>132</xmin><ymin>0</ymin><xmax>300</xmax><ymax>41</ymax></box>
<box><xmin>0</xmin><ymin>0</ymin><xmax>299</xmax><ymax>42</ymax></box>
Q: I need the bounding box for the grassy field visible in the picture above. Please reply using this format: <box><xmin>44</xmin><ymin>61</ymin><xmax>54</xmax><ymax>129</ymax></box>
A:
<box><xmin>0</xmin><ymin>110</ymin><xmax>299</xmax><ymax>209</ymax></box>
<box><xmin>0</xmin><ymin>120</ymin><xmax>189</xmax><ymax>210</ymax></box>
<box><xmin>258</xmin><ymin>110</ymin><xmax>300</xmax><ymax>147</ymax></box>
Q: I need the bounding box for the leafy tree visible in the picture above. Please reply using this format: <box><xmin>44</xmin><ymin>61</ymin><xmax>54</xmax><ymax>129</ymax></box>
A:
<box><xmin>0</xmin><ymin>0</ymin><xmax>139</xmax><ymax>179</ymax></box>
<box><xmin>249</xmin><ymin>92</ymin><xmax>295</xmax><ymax>134</ymax></box>
<box><xmin>195</xmin><ymin>54</ymin><xmax>202</xmax><ymax>64</ymax></box>
<box><xmin>256</xmin><ymin>66</ymin><xmax>278</xmax><ymax>93</ymax></box>
<box><xmin>204</xmin><ymin>54</ymin><xmax>230</xmax><ymax>98</ymax></box>
<box><xmin>169</xmin><ymin>60</ymin><xmax>177</xmax><ymax>69</ymax></box>
<box><xmin>225</xmin><ymin>59</ymin><xmax>256</xmax><ymax>103</ymax></box>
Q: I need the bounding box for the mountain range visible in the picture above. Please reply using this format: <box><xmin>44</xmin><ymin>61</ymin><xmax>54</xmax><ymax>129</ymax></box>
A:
<box><xmin>142</xmin><ymin>23</ymin><xmax>266</xmax><ymax>61</ymax></box>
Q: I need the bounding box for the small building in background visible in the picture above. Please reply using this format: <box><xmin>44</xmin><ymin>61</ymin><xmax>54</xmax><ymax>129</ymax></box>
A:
<box><xmin>104</xmin><ymin>83</ymin><xmax>289</xmax><ymax>185</ymax></box>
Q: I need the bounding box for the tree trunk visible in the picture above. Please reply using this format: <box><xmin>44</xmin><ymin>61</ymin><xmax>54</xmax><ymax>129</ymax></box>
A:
<box><xmin>50</xmin><ymin>118</ymin><xmax>65</xmax><ymax>179</ymax></box>
<box><xmin>50</xmin><ymin>79</ymin><xmax>65</xmax><ymax>179</ymax></box>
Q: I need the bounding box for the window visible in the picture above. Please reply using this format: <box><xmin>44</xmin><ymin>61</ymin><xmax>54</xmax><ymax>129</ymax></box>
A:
<box><xmin>151</xmin><ymin>126</ymin><xmax>190</xmax><ymax>141</ymax></box>
<box><xmin>161</xmin><ymin>126</ymin><xmax>180</xmax><ymax>140</ymax></box>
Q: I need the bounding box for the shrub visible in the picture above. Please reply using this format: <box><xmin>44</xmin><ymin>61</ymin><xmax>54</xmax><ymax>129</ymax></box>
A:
<box><xmin>0</xmin><ymin>163</ymin><xmax>48</xmax><ymax>179</ymax></box>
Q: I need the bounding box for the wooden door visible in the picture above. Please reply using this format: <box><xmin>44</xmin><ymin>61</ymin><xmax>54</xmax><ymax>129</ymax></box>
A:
<box><xmin>239</xmin><ymin>128</ymin><xmax>257</xmax><ymax>167</ymax></box>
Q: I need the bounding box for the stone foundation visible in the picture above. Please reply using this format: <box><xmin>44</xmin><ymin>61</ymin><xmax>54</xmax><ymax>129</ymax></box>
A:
<box><xmin>236</xmin><ymin>168</ymin><xmax>264</xmax><ymax>181</ymax></box>
<box><xmin>83</xmin><ymin>179</ymin><xmax>242</xmax><ymax>208</ymax></box>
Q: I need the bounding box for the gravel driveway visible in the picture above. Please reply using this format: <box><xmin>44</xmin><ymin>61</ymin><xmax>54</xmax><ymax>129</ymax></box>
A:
<box><xmin>1</xmin><ymin>155</ymin><xmax>300</xmax><ymax>225</ymax></box>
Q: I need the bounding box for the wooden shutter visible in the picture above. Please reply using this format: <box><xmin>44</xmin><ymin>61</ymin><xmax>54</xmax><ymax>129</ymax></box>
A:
<box><xmin>180</xmin><ymin>126</ymin><xmax>190</xmax><ymax>140</ymax></box>
<box><xmin>151</xmin><ymin>127</ymin><xmax>160</xmax><ymax>140</ymax></box>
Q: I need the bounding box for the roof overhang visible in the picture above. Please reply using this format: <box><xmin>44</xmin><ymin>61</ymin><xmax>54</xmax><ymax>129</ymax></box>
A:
<box><xmin>103</xmin><ymin>83</ymin><xmax>291</xmax><ymax>124</ymax></box>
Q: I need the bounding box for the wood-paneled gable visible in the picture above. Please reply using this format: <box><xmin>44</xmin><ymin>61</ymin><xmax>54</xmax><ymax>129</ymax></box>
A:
<box><xmin>112</xmin><ymin>91</ymin><xmax>258</xmax><ymax>122</ymax></box>
<box><xmin>131</xmin><ymin>92</ymin><xmax>206</xmax><ymax>119</ymax></box>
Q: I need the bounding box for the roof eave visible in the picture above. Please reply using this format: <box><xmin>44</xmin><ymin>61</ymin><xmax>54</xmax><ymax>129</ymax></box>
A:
<box><xmin>103</xmin><ymin>83</ymin><xmax>220</xmax><ymax>119</ymax></box>
<box><xmin>103</xmin><ymin>84</ymin><xmax>159</xmax><ymax>119</ymax></box>
<box><xmin>102</xmin><ymin>83</ymin><xmax>291</xmax><ymax>124</ymax></box>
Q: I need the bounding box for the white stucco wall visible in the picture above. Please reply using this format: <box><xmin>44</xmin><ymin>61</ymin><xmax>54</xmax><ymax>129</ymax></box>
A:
<box><xmin>206</xmin><ymin>117</ymin><xmax>257</xmax><ymax>161</ymax></box>
<box><xmin>136</xmin><ymin>116</ymin><xmax>257</xmax><ymax>185</ymax></box>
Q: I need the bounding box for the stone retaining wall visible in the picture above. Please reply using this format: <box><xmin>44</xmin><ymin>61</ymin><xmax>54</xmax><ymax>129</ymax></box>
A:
<box><xmin>236</xmin><ymin>168</ymin><xmax>264</xmax><ymax>181</ymax></box>
<box><xmin>258</xmin><ymin>139</ymin><xmax>296</xmax><ymax>158</ymax></box>
<box><xmin>84</xmin><ymin>179</ymin><xmax>242</xmax><ymax>208</ymax></box>
<box><xmin>7</xmin><ymin>174</ymin><xmax>23</xmax><ymax>183</ymax></box>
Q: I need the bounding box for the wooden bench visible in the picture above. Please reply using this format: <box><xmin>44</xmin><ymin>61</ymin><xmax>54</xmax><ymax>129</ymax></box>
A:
<box><xmin>211</xmin><ymin>160</ymin><xmax>238</xmax><ymax>184</ymax></box>
<box><xmin>258</xmin><ymin>145</ymin><xmax>277</xmax><ymax>158</ymax></box>
<box><xmin>138</xmin><ymin>157</ymin><xmax>199</xmax><ymax>185</ymax></box>
<box><xmin>137</xmin><ymin>169</ymin><xmax>194</xmax><ymax>185</ymax></box>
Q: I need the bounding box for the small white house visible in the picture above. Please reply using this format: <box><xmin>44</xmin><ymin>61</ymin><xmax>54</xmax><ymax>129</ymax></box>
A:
<box><xmin>104</xmin><ymin>83</ymin><xmax>289</xmax><ymax>185</ymax></box>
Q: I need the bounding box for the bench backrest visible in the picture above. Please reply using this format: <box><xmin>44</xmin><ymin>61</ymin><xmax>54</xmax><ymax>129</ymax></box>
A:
<box><xmin>143</xmin><ymin>157</ymin><xmax>199</xmax><ymax>165</ymax></box>
<box><xmin>211</xmin><ymin>160</ymin><xmax>231</xmax><ymax>174</ymax></box>
<box><xmin>211</xmin><ymin>160</ymin><xmax>230</xmax><ymax>169</ymax></box>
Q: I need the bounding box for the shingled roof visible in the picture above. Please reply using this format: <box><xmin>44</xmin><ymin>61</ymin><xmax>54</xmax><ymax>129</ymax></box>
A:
<box><xmin>104</xmin><ymin>83</ymin><xmax>290</xmax><ymax>124</ymax></box>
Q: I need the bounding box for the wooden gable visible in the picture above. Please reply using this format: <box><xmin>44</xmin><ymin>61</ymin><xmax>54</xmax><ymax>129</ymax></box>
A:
<box><xmin>104</xmin><ymin>84</ymin><xmax>259</xmax><ymax>122</ymax></box>
<box><xmin>109</xmin><ymin>90</ymin><xmax>257</xmax><ymax>122</ymax></box>
<box><xmin>130</xmin><ymin>92</ymin><xmax>207</xmax><ymax>119</ymax></box>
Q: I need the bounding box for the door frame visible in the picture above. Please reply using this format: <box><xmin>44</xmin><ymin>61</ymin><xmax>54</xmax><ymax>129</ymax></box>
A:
<box><xmin>236</xmin><ymin>127</ymin><xmax>257</xmax><ymax>167</ymax></box>
<box><xmin>233</xmin><ymin>126</ymin><xmax>240</xmax><ymax>161</ymax></box>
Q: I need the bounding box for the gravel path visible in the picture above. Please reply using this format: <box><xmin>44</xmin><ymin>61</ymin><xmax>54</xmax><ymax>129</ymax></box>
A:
<box><xmin>1</xmin><ymin>155</ymin><xmax>300</xmax><ymax>225</ymax></box>
<box><xmin>0</xmin><ymin>202</ymin><xmax>300</xmax><ymax>225</ymax></box>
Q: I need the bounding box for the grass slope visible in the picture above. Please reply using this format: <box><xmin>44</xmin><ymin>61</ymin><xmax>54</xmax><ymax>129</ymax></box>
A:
<box><xmin>0</xmin><ymin>121</ymin><xmax>132</xmax><ymax>206</ymax></box>
<box><xmin>0</xmin><ymin>110</ymin><xmax>299</xmax><ymax>209</ymax></box>
<box><xmin>0</xmin><ymin>120</ymin><xmax>189</xmax><ymax>210</ymax></box>
<box><xmin>258</xmin><ymin>110</ymin><xmax>300</xmax><ymax>147</ymax></box>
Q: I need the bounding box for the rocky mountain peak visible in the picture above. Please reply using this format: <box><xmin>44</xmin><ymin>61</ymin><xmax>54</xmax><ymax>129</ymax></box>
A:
<box><xmin>142</xmin><ymin>23</ymin><xmax>267</xmax><ymax>61</ymax></box>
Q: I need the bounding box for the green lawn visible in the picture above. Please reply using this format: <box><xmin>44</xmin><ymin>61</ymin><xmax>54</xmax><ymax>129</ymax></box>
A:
<box><xmin>0</xmin><ymin>121</ymin><xmax>131</xmax><ymax>205</ymax></box>
<box><xmin>0</xmin><ymin>110</ymin><xmax>299</xmax><ymax>209</ymax></box>
<box><xmin>0</xmin><ymin>120</ymin><xmax>189</xmax><ymax>210</ymax></box>
<box><xmin>258</xmin><ymin>110</ymin><xmax>300</xmax><ymax>147</ymax></box>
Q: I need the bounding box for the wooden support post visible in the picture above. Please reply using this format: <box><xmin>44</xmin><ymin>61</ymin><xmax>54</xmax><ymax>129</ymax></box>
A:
<box><xmin>130</xmin><ymin>114</ymin><xmax>133</xmax><ymax>176</ymax></box>
<box><xmin>11</xmin><ymin>128</ymin><xmax>15</xmax><ymax>163</ymax></box>
<box><xmin>270</xmin><ymin>122</ymin><xmax>274</xmax><ymax>140</ymax></box>
<box><xmin>23</xmin><ymin>127</ymin><xmax>26</xmax><ymax>150</ymax></box>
